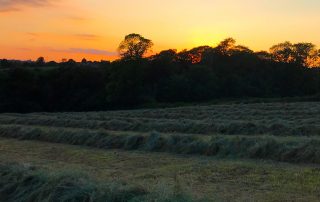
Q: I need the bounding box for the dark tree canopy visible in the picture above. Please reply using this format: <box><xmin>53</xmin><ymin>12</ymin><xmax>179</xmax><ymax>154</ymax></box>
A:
<box><xmin>152</xmin><ymin>49</ymin><xmax>178</xmax><ymax>61</ymax></box>
<box><xmin>36</xmin><ymin>57</ymin><xmax>45</xmax><ymax>65</ymax></box>
<box><xmin>118</xmin><ymin>33</ymin><xmax>153</xmax><ymax>60</ymax></box>
<box><xmin>216</xmin><ymin>38</ymin><xmax>237</xmax><ymax>55</ymax></box>
<box><xmin>215</xmin><ymin>38</ymin><xmax>253</xmax><ymax>56</ymax></box>
<box><xmin>270</xmin><ymin>42</ymin><xmax>318</xmax><ymax>67</ymax></box>
<box><xmin>0</xmin><ymin>59</ymin><xmax>10</xmax><ymax>68</ymax></box>
<box><xmin>0</xmin><ymin>36</ymin><xmax>320</xmax><ymax>113</ymax></box>
<box><xmin>81</xmin><ymin>58</ymin><xmax>87</xmax><ymax>63</ymax></box>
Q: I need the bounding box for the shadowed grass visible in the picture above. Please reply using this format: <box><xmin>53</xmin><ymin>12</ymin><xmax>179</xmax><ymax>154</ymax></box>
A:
<box><xmin>1</xmin><ymin>125</ymin><xmax>320</xmax><ymax>164</ymax></box>
<box><xmin>0</xmin><ymin>163</ymin><xmax>198</xmax><ymax>202</ymax></box>
<box><xmin>1</xmin><ymin>101</ymin><xmax>319</xmax><ymax>136</ymax></box>
<box><xmin>1</xmin><ymin>138</ymin><xmax>320</xmax><ymax>201</ymax></box>
<box><xmin>0</xmin><ymin>163</ymin><xmax>146</xmax><ymax>202</ymax></box>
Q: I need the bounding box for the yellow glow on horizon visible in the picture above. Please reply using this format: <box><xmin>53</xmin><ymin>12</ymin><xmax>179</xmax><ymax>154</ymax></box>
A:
<box><xmin>0</xmin><ymin>0</ymin><xmax>320</xmax><ymax>61</ymax></box>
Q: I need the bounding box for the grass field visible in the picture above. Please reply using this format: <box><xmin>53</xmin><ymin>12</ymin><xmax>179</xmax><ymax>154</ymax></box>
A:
<box><xmin>0</xmin><ymin>102</ymin><xmax>320</xmax><ymax>201</ymax></box>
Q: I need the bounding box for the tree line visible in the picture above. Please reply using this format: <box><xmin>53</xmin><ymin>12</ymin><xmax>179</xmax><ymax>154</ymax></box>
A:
<box><xmin>0</xmin><ymin>34</ymin><xmax>319</xmax><ymax>112</ymax></box>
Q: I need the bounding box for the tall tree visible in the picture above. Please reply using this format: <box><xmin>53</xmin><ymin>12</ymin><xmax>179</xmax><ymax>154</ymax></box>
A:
<box><xmin>215</xmin><ymin>38</ymin><xmax>236</xmax><ymax>56</ymax></box>
<box><xmin>270</xmin><ymin>41</ymin><xmax>294</xmax><ymax>63</ymax></box>
<box><xmin>293</xmin><ymin>43</ymin><xmax>317</xmax><ymax>67</ymax></box>
<box><xmin>270</xmin><ymin>42</ymin><xmax>318</xmax><ymax>67</ymax></box>
<box><xmin>36</xmin><ymin>57</ymin><xmax>45</xmax><ymax>66</ymax></box>
<box><xmin>118</xmin><ymin>33</ymin><xmax>153</xmax><ymax>60</ymax></box>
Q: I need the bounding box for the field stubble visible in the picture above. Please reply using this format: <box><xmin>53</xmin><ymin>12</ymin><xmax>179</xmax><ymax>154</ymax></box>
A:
<box><xmin>0</xmin><ymin>102</ymin><xmax>320</xmax><ymax>201</ymax></box>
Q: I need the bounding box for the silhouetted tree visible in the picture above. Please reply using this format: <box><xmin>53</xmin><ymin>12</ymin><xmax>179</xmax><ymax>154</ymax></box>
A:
<box><xmin>0</xmin><ymin>37</ymin><xmax>319</xmax><ymax>113</ymax></box>
<box><xmin>187</xmin><ymin>46</ymin><xmax>212</xmax><ymax>64</ymax></box>
<box><xmin>68</xmin><ymin>59</ymin><xmax>76</xmax><ymax>64</ymax></box>
<box><xmin>255</xmin><ymin>51</ymin><xmax>272</xmax><ymax>60</ymax></box>
<box><xmin>232</xmin><ymin>45</ymin><xmax>253</xmax><ymax>55</ymax></box>
<box><xmin>310</xmin><ymin>50</ymin><xmax>320</xmax><ymax>67</ymax></box>
<box><xmin>214</xmin><ymin>38</ymin><xmax>253</xmax><ymax>56</ymax></box>
<box><xmin>81</xmin><ymin>58</ymin><xmax>87</xmax><ymax>64</ymax></box>
<box><xmin>215</xmin><ymin>38</ymin><xmax>236</xmax><ymax>55</ymax></box>
<box><xmin>36</xmin><ymin>57</ymin><xmax>45</xmax><ymax>66</ymax></box>
<box><xmin>47</xmin><ymin>61</ymin><xmax>58</xmax><ymax>66</ymax></box>
<box><xmin>118</xmin><ymin>33</ymin><xmax>153</xmax><ymax>60</ymax></box>
<box><xmin>150</xmin><ymin>49</ymin><xmax>178</xmax><ymax>63</ymax></box>
<box><xmin>0</xmin><ymin>59</ymin><xmax>10</xmax><ymax>68</ymax></box>
<box><xmin>293</xmin><ymin>43</ymin><xmax>317</xmax><ymax>67</ymax></box>
<box><xmin>270</xmin><ymin>42</ymin><xmax>318</xmax><ymax>67</ymax></box>
<box><xmin>177</xmin><ymin>49</ymin><xmax>193</xmax><ymax>65</ymax></box>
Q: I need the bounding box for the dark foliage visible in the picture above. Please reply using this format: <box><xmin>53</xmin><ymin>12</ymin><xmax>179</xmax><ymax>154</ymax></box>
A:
<box><xmin>0</xmin><ymin>38</ymin><xmax>320</xmax><ymax>112</ymax></box>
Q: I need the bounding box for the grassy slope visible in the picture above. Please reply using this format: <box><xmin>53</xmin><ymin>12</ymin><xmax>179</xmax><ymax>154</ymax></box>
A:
<box><xmin>1</xmin><ymin>102</ymin><xmax>320</xmax><ymax>201</ymax></box>
<box><xmin>0</xmin><ymin>138</ymin><xmax>320</xmax><ymax>201</ymax></box>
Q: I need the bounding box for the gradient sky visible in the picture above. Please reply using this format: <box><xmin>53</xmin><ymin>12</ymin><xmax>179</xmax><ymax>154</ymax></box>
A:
<box><xmin>0</xmin><ymin>0</ymin><xmax>320</xmax><ymax>61</ymax></box>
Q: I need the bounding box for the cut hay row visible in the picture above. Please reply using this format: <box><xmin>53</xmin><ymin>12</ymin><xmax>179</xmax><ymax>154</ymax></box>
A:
<box><xmin>0</xmin><ymin>114</ymin><xmax>319</xmax><ymax>136</ymax></box>
<box><xmin>0</xmin><ymin>163</ymin><xmax>195</xmax><ymax>202</ymax></box>
<box><xmin>1</xmin><ymin>124</ymin><xmax>320</xmax><ymax>164</ymax></box>
<box><xmin>5</xmin><ymin>113</ymin><xmax>318</xmax><ymax>126</ymax></box>
<box><xmin>3</xmin><ymin>102</ymin><xmax>320</xmax><ymax>121</ymax></box>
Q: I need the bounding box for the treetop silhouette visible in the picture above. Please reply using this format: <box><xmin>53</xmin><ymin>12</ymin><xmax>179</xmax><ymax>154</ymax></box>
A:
<box><xmin>0</xmin><ymin>34</ymin><xmax>320</xmax><ymax>113</ymax></box>
<box><xmin>118</xmin><ymin>33</ymin><xmax>153</xmax><ymax>60</ymax></box>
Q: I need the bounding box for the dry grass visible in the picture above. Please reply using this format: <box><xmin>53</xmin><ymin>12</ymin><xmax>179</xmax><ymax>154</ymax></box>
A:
<box><xmin>0</xmin><ymin>102</ymin><xmax>319</xmax><ymax>136</ymax></box>
<box><xmin>0</xmin><ymin>101</ymin><xmax>320</xmax><ymax>201</ymax></box>
<box><xmin>0</xmin><ymin>124</ymin><xmax>320</xmax><ymax>164</ymax></box>
<box><xmin>0</xmin><ymin>138</ymin><xmax>320</xmax><ymax>201</ymax></box>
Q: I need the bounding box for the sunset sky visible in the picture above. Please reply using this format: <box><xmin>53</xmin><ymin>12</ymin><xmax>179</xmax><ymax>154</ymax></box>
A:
<box><xmin>0</xmin><ymin>0</ymin><xmax>320</xmax><ymax>61</ymax></box>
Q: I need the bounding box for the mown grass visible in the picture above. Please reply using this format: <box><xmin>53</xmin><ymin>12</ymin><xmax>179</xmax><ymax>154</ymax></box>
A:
<box><xmin>0</xmin><ymin>163</ymin><xmax>198</xmax><ymax>202</ymax></box>
<box><xmin>0</xmin><ymin>101</ymin><xmax>319</xmax><ymax>136</ymax></box>
<box><xmin>0</xmin><ymin>102</ymin><xmax>319</xmax><ymax>201</ymax></box>
<box><xmin>1</xmin><ymin>138</ymin><xmax>320</xmax><ymax>201</ymax></box>
<box><xmin>0</xmin><ymin>114</ymin><xmax>318</xmax><ymax>136</ymax></box>
<box><xmin>1</xmin><ymin>124</ymin><xmax>320</xmax><ymax>164</ymax></box>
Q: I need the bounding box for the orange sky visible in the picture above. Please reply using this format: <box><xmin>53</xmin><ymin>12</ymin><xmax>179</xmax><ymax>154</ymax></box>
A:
<box><xmin>0</xmin><ymin>0</ymin><xmax>320</xmax><ymax>61</ymax></box>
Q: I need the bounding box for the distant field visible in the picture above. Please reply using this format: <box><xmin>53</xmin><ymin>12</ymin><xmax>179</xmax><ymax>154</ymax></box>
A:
<box><xmin>1</xmin><ymin>101</ymin><xmax>320</xmax><ymax>135</ymax></box>
<box><xmin>0</xmin><ymin>102</ymin><xmax>320</xmax><ymax>201</ymax></box>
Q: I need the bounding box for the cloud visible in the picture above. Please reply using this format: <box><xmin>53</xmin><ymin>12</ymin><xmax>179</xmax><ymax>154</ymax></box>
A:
<box><xmin>18</xmin><ymin>47</ymin><xmax>32</xmax><ymax>51</ymax></box>
<box><xmin>47</xmin><ymin>47</ymin><xmax>117</xmax><ymax>56</ymax></box>
<box><xmin>26</xmin><ymin>32</ymin><xmax>39</xmax><ymax>36</ymax></box>
<box><xmin>73</xmin><ymin>34</ymin><xmax>101</xmax><ymax>41</ymax></box>
<box><xmin>25</xmin><ymin>32</ymin><xmax>39</xmax><ymax>41</ymax></box>
<box><xmin>66</xmin><ymin>16</ymin><xmax>90</xmax><ymax>22</ymax></box>
<box><xmin>0</xmin><ymin>7</ymin><xmax>20</xmax><ymax>12</ymax></box>
<box><xmin>68</xmin><ymin>48</ymin><xmax>117</xmax><ymax>56</ymax></box>
<box><xmin>0</xmin><ymin>0</ymin><xmax>53</xmax><ymax>12</ymax></box>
